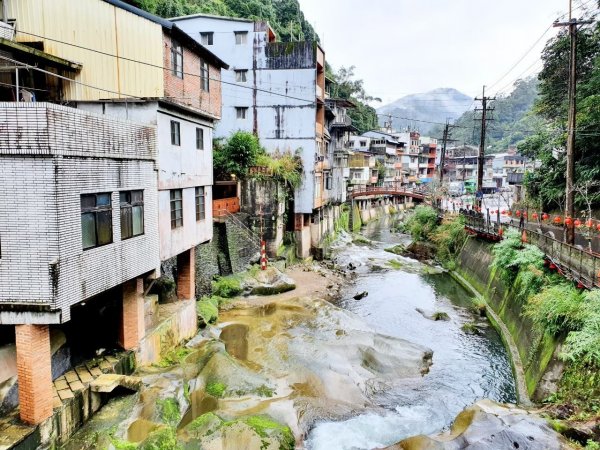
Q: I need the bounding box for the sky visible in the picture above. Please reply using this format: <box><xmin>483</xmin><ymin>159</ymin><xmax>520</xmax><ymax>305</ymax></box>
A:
<box><xmin>297</xmin><ymin>0</ymin><xmax>584</xmax><ymax>105</ymax></box>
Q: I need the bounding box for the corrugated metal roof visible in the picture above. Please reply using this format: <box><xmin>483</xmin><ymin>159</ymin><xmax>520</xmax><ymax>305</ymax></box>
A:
<box><xmin>102</xmin><ymin>0</ymin><xmax>229</xmax><ymax>69</ymax></box>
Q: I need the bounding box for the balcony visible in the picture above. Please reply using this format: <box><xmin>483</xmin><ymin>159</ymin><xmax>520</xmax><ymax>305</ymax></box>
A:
<box><xmin>316</xmin><ymin>84</ymin><xmax>323</xmax><ymax>99</ymax></box>
<box><xmin>213</xmin><ymin>197</ymin><xmax>240</xmax><ymax>217</ymax></box>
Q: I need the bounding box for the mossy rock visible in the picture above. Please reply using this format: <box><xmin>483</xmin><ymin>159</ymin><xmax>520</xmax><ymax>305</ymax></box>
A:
<box><xmin>138</xmin><ymin>426</ymin><xmax>179</xmax><ymax>450</ymax></box>
<box><xmin>197</xmin><ymin>297</ymin><xmax>219</xmax><ymax>325</ymax></box>
<box><xmin>384</xmin><ymin>245</ymin><xmax>405</xmax><ymax>255</ymax></box>
<box><xmin>431</xmin><ymin>312</ymin><xmax>450</xmax><ymax>321</ymax></box>
<box><xmin>249</xmin><ymin>283</ymin><xmax>296</xmax><ymax>296</ymax></box>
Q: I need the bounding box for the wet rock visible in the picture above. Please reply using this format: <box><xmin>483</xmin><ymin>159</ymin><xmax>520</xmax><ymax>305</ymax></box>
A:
<box><xmin>347</xmin><ymin>262</ymin><xmax>357</xmax><ymax>271</ymax></box>
<box><xmin>415</xmin><ymin>308</ymin><xmax>450</xmax><ymax>321</ymax></box>
<box><xmin>403</xmin><ymin>241</ymin><xmax>437</xmax><ymax>261</ymax></box>
<box><xmin>353</xmin><ymin>291</ymin><xmax>369</xmax><ymax>300</ymax></box>
<box><xmin>90</xmin><ymin>374</ymin><xmax>143</xmax><ymax>393</ymax></box>
<box><xmin>242</xmin><ymin>266</ymin><xmax>296</xmax><ymax>296</ymax></box>
<box><xmin>384</xmin><ymin>244</ymin><xmax>405</xmax><ymax>255</ymax></box>
<box><xmin>182</xmin><ymin>413</ymin><xmax>294</xmax><ymax>450</ymax></box>
<box><xmin>384</xmin><ymin>399</ymin><xmax>571</xmax><ymax>450</ymax></box>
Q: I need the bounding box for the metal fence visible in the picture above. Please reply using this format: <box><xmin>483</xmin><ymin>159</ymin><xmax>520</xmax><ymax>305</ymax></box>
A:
<box><xmin>463</xmin><ymin>214</ymin><xmax>600</xmax><ymax>289</ymax></box>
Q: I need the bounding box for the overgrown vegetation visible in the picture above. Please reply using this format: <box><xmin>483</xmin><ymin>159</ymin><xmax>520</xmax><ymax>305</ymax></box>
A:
<box><xmin>254</xmin><ymin>150</ymin><xmax>303</xmax><ymax>189</ymax></box>
<box><xmin>402</xmin><ymin>206</ymin><xmax>466</xmax><ymax>268</ymax></box>
<box><xmin>488</xmin><ymin>227</ymin><xmax>600</xmax><ymax>420</ymax></box>
<box><xmin>212</xmin><ymin>276</ymin><xmax>242</xmax><ymax>298</ymax></box>
<box><xmin>490</xmin><ymin>228</ymin><xmax>545</xmax><ymax>285</ymax></box>
<box><xmin>213</xmin><ymin>131</ymin><xmax>264</xmax><ymax>180</ymax></box>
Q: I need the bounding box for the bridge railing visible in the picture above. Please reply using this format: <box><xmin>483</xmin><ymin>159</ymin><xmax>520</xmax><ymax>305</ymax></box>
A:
<box><xmin>463</xmin><ymin>214</ymin><xmax>600</xmax><ymax>289</ymax></box>
<box><xmin>349</xmin><ymin>185</ymin><xmax>427</xmax><ymax>197</ymax></box>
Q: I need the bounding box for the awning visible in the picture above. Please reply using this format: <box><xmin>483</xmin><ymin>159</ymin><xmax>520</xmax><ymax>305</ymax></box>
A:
<box><xmin>0</xmin><ymin>38</ymin><xmax>82</xmax><ymax>71</ymax></box>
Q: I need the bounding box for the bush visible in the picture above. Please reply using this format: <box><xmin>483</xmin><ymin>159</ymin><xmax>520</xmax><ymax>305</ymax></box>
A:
<box><xmin>213</xmin><ymin>131</ymin><xmax>263</xmax><ymax>179</ymax></box>
<box><xmin>430</xmin><ymin>216</ymin><xmax>467</xmax><ymax>265</ymax></box>
<box><xmin>212</xmin><ymin>276</ymin><xmax>242</xmax><ymax>298</ymax></box>
<box><xmin>404</xmin><ymin>205</ymin><xmax>438</xmax><ymax>241</ymax></box>
<box><xmin>562</xmin><ymin>289</ymin><xmax>600</xmax><ymax>365</ymax></box>
<box><xmin>524</xmin><ymin>283</ymin><xmax>585</xmax><ymax>336</ymax></box>
<box><xmin>254</xmin><ymin>150</ymin><xmax>303</xmax><ymax>188</ymax></box>
<box><xmin>197</xmin><ymin>296</ymin><xmax>219</xmax><ymax>325</ymax></box>
<box><xmin>491</xmin><ymin>228</ymin><xmax>544</xmax><ymax>284</ymax></box>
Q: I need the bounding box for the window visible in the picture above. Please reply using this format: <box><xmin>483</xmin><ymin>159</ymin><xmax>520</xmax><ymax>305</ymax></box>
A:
<box><xmin>196</xmin><ymin>127</ymin><xmax>204</xmax><ymax>150</ymax></box>
<box><xmin>236</xmin><ymin>107</ymin><xmax>248</xmax><ymax>119</ymax></box>
<box><xmin>234</xmin><ymin>31</ymin><xmax>248</xmax><ymax>45</ymax></box>
<box><xmin>81</xmin><ymin>193</ymin><xmax>112</xmax><ymax>249</ymax></box>
<box><xmin>195</xmin><ymin>187</ymin><xmax>205</xmax><ymax>221</ymax></box>
<box><xmin>120</xmin><ymin>191</ymin><xmax>144</xmax><ymax>240</ymax></box>
<box><xmin>235</xmin><ymin>69</ymin><xmax>248</xmax><ymax>83</ymax></box>
<box><xmin>170</xmin><ymin>190</ymin><xmax>183</xmax><ymax>229</ymax></box>
<box><xmin>325</xmin><ymin>173</ymin><xmax>332</xmax><ymax>190</ymax></box>
<box><xmin>171</xmin><ymin>40</ymin><xmax>183</xmax><ymax>78</ymax></box>
<box><xmin>170</xmin><ymin>120</ymin><xmax>180</xmax><ymax>146</ymax></box>
<box><xmin>200</xmin><ymin>60</ymin><xmax>209</xmax><ymax>91</ymax></box>
<box><xmin>200</xmin><ymin>32</ymin><xmax>213</xmax><ymax>45</ymax></box>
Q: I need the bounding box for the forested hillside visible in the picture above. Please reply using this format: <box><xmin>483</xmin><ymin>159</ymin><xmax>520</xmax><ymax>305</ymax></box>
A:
<box><xmin>430</xmin><ymin>77</ymin><xmax>540</xmax><ymax>153</ymax></box>
<box><xmin>131</xmin><ymin>0</ymin><xmax>317</xmax><ymax>43</ymax></box>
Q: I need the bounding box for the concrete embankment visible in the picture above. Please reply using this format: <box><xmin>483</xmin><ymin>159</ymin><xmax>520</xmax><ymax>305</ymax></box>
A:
<box><xmin>454</xmin><ymin>238</ymin><xmax>563</xmax><ymax>402</ymax></box>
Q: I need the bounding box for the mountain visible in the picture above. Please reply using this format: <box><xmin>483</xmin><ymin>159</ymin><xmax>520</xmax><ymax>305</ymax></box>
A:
<box><xmin>429</xmin><ymin>78</ymin><xmax>540</xmax><ymax>153</ymax></box>
<box><xmin>377</xmin><ymin>88</ymin><xmax>472</xmax><ymax>135</ymax></box>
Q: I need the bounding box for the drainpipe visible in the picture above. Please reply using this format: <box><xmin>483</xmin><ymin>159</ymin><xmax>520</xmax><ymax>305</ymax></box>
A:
<box><xmin>2</xmin><ymin>1</ymin><xmax>8</xmax><ymax>23</ymax></box>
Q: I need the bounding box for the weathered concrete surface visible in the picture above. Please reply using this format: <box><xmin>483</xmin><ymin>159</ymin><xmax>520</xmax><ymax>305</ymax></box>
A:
<box><xmin>384</xmin><ymin>400</ymin><xmax>571</xmax><ymax>450</ymax></box>
<box><xmin>89</xmin><ymin>374</ymin><xmax>142</xmax><ymax>393</ymax></box>
<box><xmin>456</xmin><ymin>238</ymin><xmax>562</xmax><ymax>401</ymax></box>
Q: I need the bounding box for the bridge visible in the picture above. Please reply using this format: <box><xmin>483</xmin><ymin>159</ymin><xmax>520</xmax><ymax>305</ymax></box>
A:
<box><xmin>348</xmin><ymin>185</ymin><xmax>427</xmax><ymax>200</ymax></box>
<box><xmin>462</xmin><ymin>214</ymin><xmax>600</xmax><ymax>290</ymax></box>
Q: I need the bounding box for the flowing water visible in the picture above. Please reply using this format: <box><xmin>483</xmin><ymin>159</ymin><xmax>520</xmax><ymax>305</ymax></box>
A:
<box><xmin>305</xmin><ymin>217</ymin><xmax>516</xmax><ymax>449</ymax></box>
<box><xmin>63</xmin><ymin>214</ymin><xmax>516</xmax><ymax>450</ymax></box>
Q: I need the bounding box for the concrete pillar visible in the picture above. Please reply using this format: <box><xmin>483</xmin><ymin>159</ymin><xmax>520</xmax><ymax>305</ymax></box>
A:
<box><xmin>15</xmin><ymin>324</ymin><xmax>53</xmax><ymax>424</ymax></box>
<box><xmin>177</xmin><ymin>248</ymin><xmax>195</xmax><ymax>300</ymax></box>
<box><xmin>120</xmin><ymin>278</ymin><xmax>145</xmax><ymax>350</ymax></box>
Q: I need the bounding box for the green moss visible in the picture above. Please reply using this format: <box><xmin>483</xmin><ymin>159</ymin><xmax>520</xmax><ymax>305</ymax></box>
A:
<box><xmin>157</xmin><ymin>398</ymin><xmax>181</xmax><ymax>427</ymax></box>
<box><xmin>139</xmin><ymin>426</ymin><xmax>180</xmax><ymax>450</ymax></box>
<box><xmin>212</xmin><ymin>276</ymin><xmax>242</xmax><ymax>298</ymax></box>
<box><xmin>461</xmin><ymin>323</ymin><xmax>479</xmax><ymax>334</ymax></box>
<box><xmin>206</xmin><ymin>381</ymin><xmax>227</xmax><ymax>398</ymax></box>
<box><xmin>352</xmin><ymin>205</ymin><xmax>362</xmax><ymax>232</ymax></box>
<box><xmin>432</xmin><ymin>311</ymin><xmax>450</xmax><ymax>321</ymax></box>
<box><xmin>386</xmin><ymin>259</ymin><xmax>404</xmax><ymax>270</ymax></box>
<box><xmin>197</xmin><ymin>297</ymin><xmax>219</xmax><ymax>325</ymax></box>
<box><xmin>255</xmin><ymin>384</ymin><xmax>275</xmax><ymax>397</ymax></box>
<box><xmin>352</xmin><ymin>235</ymin><xmax>371</xmax><ymax>246</ymax></box>
<box><xmin>156</xmin><ymin>347</ymin><xmax>193</xmax><ymax>368</ymax></box>
<box><xmin>187</xmin><ymin>412</ymin><xmax>223</xmax><ymax>437</ymax></box>
<box><xmin>238</xmin><ymin>415</ymin><xmax>294</xmax><ymax>450</ymax></box>
<box><xmin>384</xmin><ymin>245</ymin><xmax>405</xmax><ymax>255</ymax></box>
<box><xmin>111</xmin><ymin>437</ymin><xmax>139</xmax><ymax>450</ymax></box>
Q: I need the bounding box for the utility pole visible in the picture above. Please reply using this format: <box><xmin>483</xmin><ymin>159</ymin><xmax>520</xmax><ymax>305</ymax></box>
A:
<box><xmin>554</xmin><ymin>2</ymin><xmax>593</xmax><ymax>245</ymax></box>
<box><xmin>474</xmin><ymin>86</ymin><xmax>495</xmax><ymax>207</ymax></box>
<box><xmin>438</xmin><ymin>120</ymin><xmax>458</xmax><ymax>183</ymax></box>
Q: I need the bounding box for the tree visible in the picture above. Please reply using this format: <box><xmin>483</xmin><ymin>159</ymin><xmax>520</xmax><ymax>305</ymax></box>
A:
<box><xmin>213</xmin><ymin>131</ymin><xmax>264</xmax><ymax>179</ymax></box>
<box><xmin>330</xmin><ymin>66</ymin><xmax>381</xmax><ymax>134</ymax></box>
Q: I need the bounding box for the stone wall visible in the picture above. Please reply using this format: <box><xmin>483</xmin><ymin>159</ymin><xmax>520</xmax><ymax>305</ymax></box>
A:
<box><xmin>457</xmin><ymin>238</ymin><xmax>563</xmax><ymax>400</ymax></box>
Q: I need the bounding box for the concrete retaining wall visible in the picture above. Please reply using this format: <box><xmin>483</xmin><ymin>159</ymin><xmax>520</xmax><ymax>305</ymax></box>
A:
<box><xmin>457</xmin><ymin>237</ymin><xmax>563</xmax><ymax>400</ymax></box>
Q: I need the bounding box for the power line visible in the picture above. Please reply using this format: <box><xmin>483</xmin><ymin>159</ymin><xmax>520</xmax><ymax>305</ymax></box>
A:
<box><xmin>375</xmin><ymin>113</ymin><xmax>468</xmax><ymax>128</ymax></box>
<box><xmin>12</xmin><ymin>28</ymin><xmax>317</xmax><ymax>105</ymax></box>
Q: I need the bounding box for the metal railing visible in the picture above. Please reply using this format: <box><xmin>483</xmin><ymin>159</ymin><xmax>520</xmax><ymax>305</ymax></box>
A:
<box><xmin>463</xmin><ymin>214</ymin><xmax>600</xmax><ymax>289</ymax></box>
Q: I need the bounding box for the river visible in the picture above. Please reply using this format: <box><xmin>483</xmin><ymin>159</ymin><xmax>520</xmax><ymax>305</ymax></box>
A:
<box><xmin>305</xmin><ymin>217</ymin><xmax>516</xmax><ymax>449</ymax></box>
<box><xmin>62</xmin><ymin>214</ymin><xmax>516</xmax><ymax>450</ymax></box>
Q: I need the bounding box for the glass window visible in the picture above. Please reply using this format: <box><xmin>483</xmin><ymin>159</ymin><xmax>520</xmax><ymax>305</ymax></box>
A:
<box><xmin>196</xmin><ymin>128</ymin><xmax>204</xmax><ymax>150</ymax></box>
<box><xmin>120</xmin><ymin>190</ymin><xmax>144</xmax><ymax>240</ymax></box>
<box><xmin>170</xmin><ymin>189</ymin><xmax>183</xmax><ymax>229</ymax></box>
<box><xmin>171</xmin><ymin>40</ymin><xmax>183</xmax><ymax>78</ymax></box>
<box><xmin>234</xmin><ymin>31</ymin><xmax>248</xmax><ymax>45</ymax></box>
<box><xmin>235</xmin><ymin>69</ymin><xmax>247</xmax><ymax>83</ymax></box>
<box><xmin>195</xmin><ymin>187</ymin><xmax>205</xmax><ymax>221</ymax></box>
<box><xmin>170</xmin><ymin>120</ymin><xmax>180</xmax><ymax>146</ymax></box>
<box><xmin>200</xmin><ymin>32</ymin><xmax>213</xmax><ymax>45</ymax></box>
<box><xmin>81</xmin><ymin>193</ymin><xmax>113</xmax><ymax>249</ymax></box>
<box><xmin>236</xmin><ymin>107</ymin><xmax>248</xmax><ymax>119</ymax></box>
<box><xmin>200</xmin><ymin>60</ymin><xmax>210</xmax><ymax>91</ymax></box>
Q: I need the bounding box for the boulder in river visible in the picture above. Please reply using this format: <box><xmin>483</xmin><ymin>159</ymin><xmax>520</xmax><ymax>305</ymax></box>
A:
<box><xmin>383</xmin><ymin>399</ymin><xmax>572</xmax><ymax>450</ymax></box>
<box><xmin>403</xmin><ymin>241</ymin><xmax>437</xmax><ymax>261</ymax></box>
<box><xmin>353</xmin><ymin>291</ymin><xmax>369</xmax><ymax>300</ymax></box>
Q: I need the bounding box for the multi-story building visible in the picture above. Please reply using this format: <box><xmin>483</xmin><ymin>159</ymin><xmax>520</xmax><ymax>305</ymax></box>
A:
<box><xmin>325</xmin><ymin>95</ymin><xmax>355</xmax><ymax>205</ymax></box>
<box><xmin>492</xmin><ymin>149</ymin><xmax>527</xmax><ymax>188</ymax></box>
<box><xmin>418</xmin><ymin>136</ymin><xmax>437</xmax><ymax>183</ymax></box>
<box><xmin>362</xmin><ymin>130</ymin><xmax>407</xmax><ymax>188</ymax></box>
<box><xmin>171</xmin><ymin>14</ymin><xmax>329</xmax><ymax>256</ymax></box>
<box><xmin>0</xmin><ymin>0</ymin><xmax>225</xmax><ymax>425</ymax></box>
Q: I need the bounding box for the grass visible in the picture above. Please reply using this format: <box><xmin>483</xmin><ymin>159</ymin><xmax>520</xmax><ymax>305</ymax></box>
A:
<box><xmin>432</xmin><ymin>311</ymin><xmax>450</xmax><ymax>321</ymax></box>
<box><xmin>197</xmin><ymin>296</ymin><xmax>219</xmax><ymax>325</ymax></box>
<box><xmin>156</xmin><ymin>347</ymin><xmax>192</xmax><ymax>368</ymax></box>
<box><xmin>384</xmin><ymin>245</ymin><xmax>405</xmax><ymax>255</ymax></box>
<box><xmin>386</xmin><ymin>259</ymin><xmax>404</xmax><ymax>269</ymax></box>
